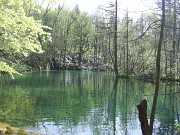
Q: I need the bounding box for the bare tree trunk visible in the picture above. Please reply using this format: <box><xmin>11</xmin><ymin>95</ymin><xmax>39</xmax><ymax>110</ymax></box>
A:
<box><xmin>114</xmin><ymin>0</ymin><xmax>118</xmax><ymax>78</ymax></box>
<box><xmin>149</xmin><ymin>0</ymin><xmax>165</xmax><ymax>133</ymax></box>
<box><xmin>172</xmin><ymin>0</ymin><xmax>177</xmax><ymax>78</ymax></box>
<box><xmin>126</xmin><ymin>10</ymin><xmax>129</xmax><ymax>76</ymax></box>
<box><xmin>137</xmin><ymin>99</ymin><xmax>150</xmax><ymax>135</ymax></box>
<box><xmin>137</xmin><ymin>0</ymin><xmax>165</xmax><ymax>134</ymax></box>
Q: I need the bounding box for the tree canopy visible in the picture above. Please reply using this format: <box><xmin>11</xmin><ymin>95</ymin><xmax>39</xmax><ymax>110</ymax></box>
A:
<box><xmin>0</xmin><ymin>0</ymin><xmax>51</xmax><ymax>76</ymax></box>
<box><xmin>0</xmin><ymin>0</ymin><xmax>179</xmax><ymax>81</ymax></box>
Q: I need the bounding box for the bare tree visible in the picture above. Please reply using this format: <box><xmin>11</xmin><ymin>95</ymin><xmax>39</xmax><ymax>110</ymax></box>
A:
<box><xmin>137</xmin><ymin>0</ymin><xmax>165</xmax><ymax>134</ymax></box>
<box><xmin>114</xmin><ymin>0</ymin><xmax>119</xmax><ymax>78</ymax></box>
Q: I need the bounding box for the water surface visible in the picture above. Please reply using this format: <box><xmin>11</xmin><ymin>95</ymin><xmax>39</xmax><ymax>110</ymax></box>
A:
<box><xmin>0</xmin><ymin>71</ymin><xmax>179</xmax><ymax>135</ymax></box>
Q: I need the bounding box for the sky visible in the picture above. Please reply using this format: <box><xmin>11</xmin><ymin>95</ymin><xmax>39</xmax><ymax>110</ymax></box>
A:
<box><xmin>60</xmin><ymin>0</ymin><xmax>158</xmax><ymax>19</ymax></box>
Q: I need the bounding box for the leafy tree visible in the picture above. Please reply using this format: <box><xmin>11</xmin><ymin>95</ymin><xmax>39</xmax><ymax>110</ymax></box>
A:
<box><xmin>0</xmin><ymin>0</ymin><xmax>51</xmax><ymax>76</ymax></box>
<box><xmin>69</xmin><ymin>10</ymin><xmax>94</xmax><ymax>67</ymax></box>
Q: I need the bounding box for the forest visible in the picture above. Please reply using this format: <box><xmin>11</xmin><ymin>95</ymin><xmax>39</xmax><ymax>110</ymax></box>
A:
<box><xmin>0</xmin><ymin>0</ymin><xmax>180</xmax><ymax>135</ymax></box>
<box><xmin>0</xmin><ymin>0</ymin><xmax>179</xmax><ymax>81</ymax></box>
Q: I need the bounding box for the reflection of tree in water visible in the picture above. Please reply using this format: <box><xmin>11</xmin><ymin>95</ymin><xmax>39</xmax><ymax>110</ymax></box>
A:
<box><xmin>108</xmin><ymin>79</ymin><xmax>118</xmax><ymax>135</ymax></box>
<box><xmin>118</xmin><ymin>79</ymin><xmax>141</xmax><ymax>135</ymax></box>
<box><xmin>0</xmin><ymin>71</ymin><xmax>179</xmax><ymax>134</ymax></box>
<box><xmin>0</xmin><ymin>87</ymin><xmax>36</xmax><ymax>126</ymax></box>
<box><xmin>92</xmin><ymin>78</ymin><xmax>139</xmax><ymax>135</ymax></box>
<box><xmin>87</xmin><ymin>73</ymin><xmax>113</xmax><ymax>135</ymax></box>
<box><xmin>155</xmin><ymin>83</ymin><xmax>180</xmax><ymax>135</ymax></box>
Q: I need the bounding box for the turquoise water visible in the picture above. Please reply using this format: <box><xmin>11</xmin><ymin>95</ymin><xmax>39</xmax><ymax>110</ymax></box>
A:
<box><xmin>0</xmin><ymin>71</ymin><xmax>179</xmax><ymax>135</ymax></box>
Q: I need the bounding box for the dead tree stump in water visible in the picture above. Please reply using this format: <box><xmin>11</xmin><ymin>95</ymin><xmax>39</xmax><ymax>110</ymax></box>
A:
<box><xmin>137</xmin><ymin>99</ymin><xmax>150</xmax><ymax>135</ymax></box>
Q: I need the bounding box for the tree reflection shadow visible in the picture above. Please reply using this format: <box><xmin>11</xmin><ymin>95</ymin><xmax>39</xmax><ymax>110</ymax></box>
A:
<box><xmin>108</xmin><ymin>78</ymin><xmax>118</xmax><ymax>135</ymax></box>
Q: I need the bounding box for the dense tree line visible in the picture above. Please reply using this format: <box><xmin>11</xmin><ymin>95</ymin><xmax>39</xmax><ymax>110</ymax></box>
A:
<box><xmin>0</xmin><ymin>0</ymin><xmax>179</xmax><ymax>80</ymax></box>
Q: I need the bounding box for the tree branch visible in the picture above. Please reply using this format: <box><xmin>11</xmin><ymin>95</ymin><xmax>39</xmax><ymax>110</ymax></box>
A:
<box><xmin>129</xmin><ymin>20</ymin><xmax>161</xmax><ymax>42</ymax></box>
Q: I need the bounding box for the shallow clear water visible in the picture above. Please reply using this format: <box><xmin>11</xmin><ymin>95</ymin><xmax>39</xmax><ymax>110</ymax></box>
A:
<box><xmin>0</xmin><ymin>71</ymin><xmax>179</xmax><ymax>135</ymax></box>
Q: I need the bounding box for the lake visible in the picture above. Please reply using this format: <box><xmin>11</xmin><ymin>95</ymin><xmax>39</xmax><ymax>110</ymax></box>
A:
<box><xmin>0</xmin><ymin>71</ymin><xmax>179</xmax><ymax>135</ymax></box>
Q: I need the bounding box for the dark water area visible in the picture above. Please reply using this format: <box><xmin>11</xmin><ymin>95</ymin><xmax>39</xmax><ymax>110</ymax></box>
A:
<box><xmin>0</xmin><ymin>71</ymin><xmax>179</xmax><ymax>135</ymax></box>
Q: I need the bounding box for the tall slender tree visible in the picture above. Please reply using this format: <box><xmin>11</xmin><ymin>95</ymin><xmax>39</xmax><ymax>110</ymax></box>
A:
<box><xmin>114</xmin><ymin>0</ymin><xmax>118</xmax><ymax>78</ymax></box>
<box><xmin>149</xmin><ymin>0</ymin><xmax>165</xmax><ymax>133</ymax></box>
<box><xmin>137</xmin><ymin>0</ymin><xmax>165</xmax><ymax>134</ymax></box>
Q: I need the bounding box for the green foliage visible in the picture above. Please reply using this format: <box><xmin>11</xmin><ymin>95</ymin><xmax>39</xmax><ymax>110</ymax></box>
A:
<box><xmin>0</xmin><ymin>0</ymin><xmax>179</xmax><ymax>81</ymax></box>
<box><xmin>12</xmin><ymin>64</ymin><xmax>33</xmax><ymax>72</ymax></box>
<box><xmin>0</xmin><ymin>0</ymin><xmax>51</xmax><ymax>75</ymax></box>
<box><xmin>0</xmin><ymin>5</ymin><xmax>49</xmax><ymax>55</ymax></box>
<box><xmin>175</xmin><ymin>124</ymin><xmax>180</xmax><ymax>132</ymax></box>
<box><xmin>69</xmin><ymin>12</ymin><xmax>94</xmax><ymax>51</ymax></box>
<box><xmin>0</xmin><ymin>61</ymin><xmax>21</xmax><ymax>78</ymax></box>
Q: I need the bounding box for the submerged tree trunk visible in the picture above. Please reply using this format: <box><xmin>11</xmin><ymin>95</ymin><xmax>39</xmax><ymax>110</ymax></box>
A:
<box><xmin>137</xmin><ymin>0</ymin><xmax>165</xmax><ymax>134</ymax></box>
<box><xmin>137</xmin><ymin>99</ymin><xmax>149</xmax><ymax>135</ymax></box>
